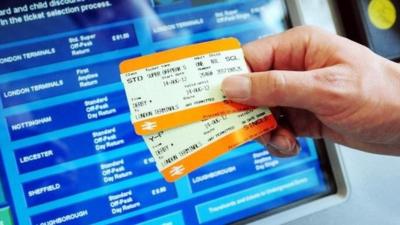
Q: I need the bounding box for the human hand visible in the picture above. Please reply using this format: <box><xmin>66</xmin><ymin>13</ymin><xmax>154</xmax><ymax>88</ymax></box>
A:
<box><xmin>222</xmin><ymin>26</ymin><xmax>400</xmax><ymax>156</ymax></box>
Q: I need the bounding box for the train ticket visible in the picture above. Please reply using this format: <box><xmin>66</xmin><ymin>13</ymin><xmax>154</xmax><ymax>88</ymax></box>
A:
<box><xmin>143</xmin><ymin>108</ymin><xmax>277</xmax><ymax>182</ymax></box>
<box><xmin>120</xmin><ymin>38</ymin><xmax>253</xmax><ymax>135</ymax></box>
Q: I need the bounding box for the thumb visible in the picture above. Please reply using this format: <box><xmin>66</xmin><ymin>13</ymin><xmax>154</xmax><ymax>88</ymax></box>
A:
<box><xmin>221</xmin><ymin>70</ymin><xmax>326</xmax><ymax>112</ymax></box>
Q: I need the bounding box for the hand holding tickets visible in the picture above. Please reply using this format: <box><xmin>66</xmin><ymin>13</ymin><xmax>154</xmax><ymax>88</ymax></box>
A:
<box><xmin>120</xmin><ymin>38</ymin><xmax>277</xmax><ymax>182</ymax></box>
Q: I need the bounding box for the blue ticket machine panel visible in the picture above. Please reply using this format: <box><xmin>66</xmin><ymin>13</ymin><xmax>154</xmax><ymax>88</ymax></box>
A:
<box><xmin>0</xmin><ymin>1</ymin><xmax>336</xmax><ymax>224</ymax></box>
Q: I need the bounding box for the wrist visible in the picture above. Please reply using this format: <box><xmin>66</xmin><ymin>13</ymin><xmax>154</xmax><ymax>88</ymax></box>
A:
<box><xmin>385</xmin><ymin>60</ymin><xmax>400</xmax><ymax>146</ymax></box>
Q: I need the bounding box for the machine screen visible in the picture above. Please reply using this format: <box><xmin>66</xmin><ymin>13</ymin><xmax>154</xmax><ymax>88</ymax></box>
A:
<box><xmin>0</xmin><ymin>1</ymin><xmax>336</xmax><ymax>224</ymax></box>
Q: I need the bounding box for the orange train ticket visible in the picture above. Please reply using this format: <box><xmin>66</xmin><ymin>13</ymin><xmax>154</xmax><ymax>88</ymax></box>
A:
<box><xmin>143</xmin><ymin>108</ymin><xmax>277</xmax><ymax>182</ymax></box>
<box><xmin>120</xmin><ymin>38</ymin><xmax>253</xmax><ymax>135</ymax></box>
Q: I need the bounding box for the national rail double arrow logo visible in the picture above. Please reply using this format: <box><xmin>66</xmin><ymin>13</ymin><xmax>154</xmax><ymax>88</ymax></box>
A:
<box><xmin>169</xmin><ymin>165</ymin><xmax>185</xmax><ymax>176</ymax></box>
<box><xmin>141</xmin><ymin>121</ymin><xmax>157</xmax><ymax>131</ymax></box>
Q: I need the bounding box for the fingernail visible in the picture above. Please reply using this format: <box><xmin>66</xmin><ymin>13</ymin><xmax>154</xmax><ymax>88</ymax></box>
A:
<box><xmin>268</xmin><ymin>135</ymin><xmax>296</xmax><ymax>155</ymax></box>
<box><xmin>221</xmin><ymin>75</ymin><xmax>251</xmax><ymax>99</ymax></box>
<box><xmin>258</xmin><ymin>135</ymin><xmax>269</xmax><ymax>147</ymax></box>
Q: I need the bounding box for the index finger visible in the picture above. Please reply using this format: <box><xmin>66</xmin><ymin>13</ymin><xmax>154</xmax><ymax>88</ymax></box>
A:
<box><xmin>243</xmin><ymin>26</ymin><xmax>325</xmax><ymax>72</ymax></box>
